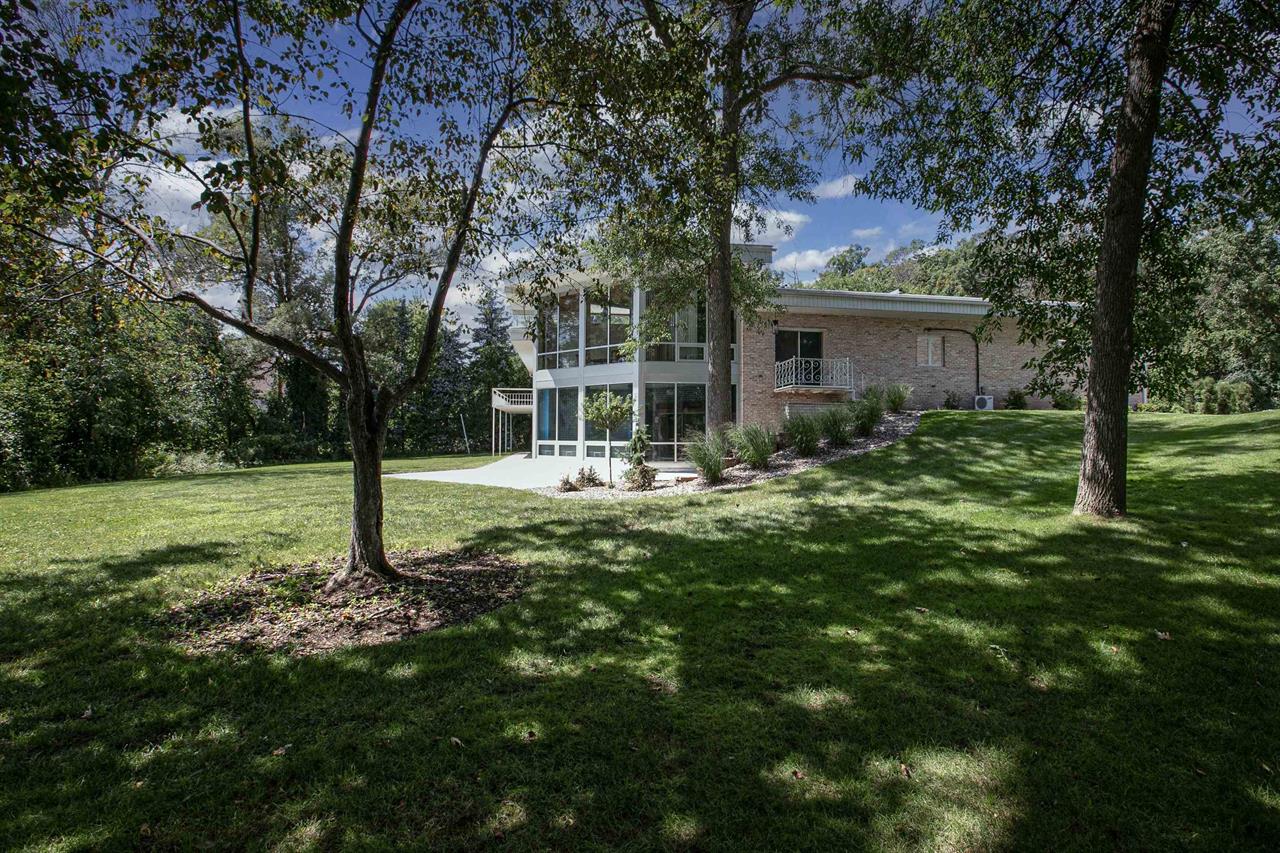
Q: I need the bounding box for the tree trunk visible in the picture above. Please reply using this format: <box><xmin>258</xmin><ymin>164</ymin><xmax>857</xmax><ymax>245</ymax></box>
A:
<box><xmin>1074</xmin><ymin>0</ymin><xmax>1179</xmax><ymax>518</ymax></box>
<box><xmin>706</xmin><ymin>211</ymin><xmax>736</xmax><ymax>430</ymax></box>
<box><xmin>326</xmin><ymin>383</ymin><xmax>398</xmax><ymax>591</ymax></box>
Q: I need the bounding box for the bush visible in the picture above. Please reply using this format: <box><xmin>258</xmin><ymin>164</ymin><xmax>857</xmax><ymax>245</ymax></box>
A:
<box><xmin>684</xmin><ymin>429</ymin><xmax>730</xmax><ymax>484</ymax></box>
<box><xmin>817</xmin><ymin>406</ymin><xmax>852</xmax><ymax>447</ymax></box>
<box><xmin>1004</xmin><ymin>387</ymin><xmax>1028</xmax><ymax>410</ymax></box>
<box><xmin>1051</xmin><ymin>390</ymin><xmax>1083</xmax><ymax>410</ymax></box>
<box><xmin>622</xmin><ymin>428</ymin><xmax>658</xmax><ymax>491</ymax></box>
<box><xmin>883</xmin><ymin>383</ymin><xmax>912</xmax><ymax>413</ymax></box>
<box><xmin>861</xmin><ymin>384</ymin><xmax>885</xmax><ymax>410</ymax></box>
<box><xmin>142</xmin><ymin>448</ymin><xmax>235</xmax><ymax>479</ymax></box>
<box><xmin>942</xmin><ymin>389</ymin><xmax>963</xmax><ymax>410</ymax></box>
<box><xmin>574</xmin><ymin>466</ymin><xmax>604</xmax><ymax>488</ymax></box>
<box><xmin>785</xmin><ymin>413</ymin><xmax>821</xmax><ymax>456</ymax></box>
<box><xmin>1189</xmin><ymin>377</ymin><xmax>1253</xmax><ymax>414</ymax></box>
<box><xmin>728</xmin><ymin>424</ymin><xmax>774</xmax><ymax>468</ymax></box>
<box><xmin>556</xmin><ymin>473</ymin><xmax>580</xmax><ymax>493</ymax></box>
<box><xmin>849</xmin><ymin>395</ymin><xmax>884</xmax><ymax>438</ymax></box>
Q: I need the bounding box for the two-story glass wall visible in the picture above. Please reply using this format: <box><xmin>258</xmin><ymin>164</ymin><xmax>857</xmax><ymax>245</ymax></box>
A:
<box><xmin>532</xmin><ymin>284</ymin><xmax>738</xmax><ymax>465</ymax></box>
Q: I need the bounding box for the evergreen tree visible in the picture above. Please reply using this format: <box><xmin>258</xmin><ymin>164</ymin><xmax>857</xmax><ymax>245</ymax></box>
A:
<box><xmin>465</xmin><ymin>284</ymin><xmax>531</xmax><ymax>449</ymax></box>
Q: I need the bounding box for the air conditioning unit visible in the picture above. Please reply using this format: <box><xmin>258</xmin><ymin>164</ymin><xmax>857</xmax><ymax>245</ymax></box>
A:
<box><xmin>974</xmin><ymin>395</ymin><xmax>995</xmax><ymax>411</ymax></box>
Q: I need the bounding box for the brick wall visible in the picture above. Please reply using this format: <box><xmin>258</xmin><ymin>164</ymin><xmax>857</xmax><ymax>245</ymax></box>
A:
<box><xmin>740</xmin><ymin>312</ymin><xmax>1054</xmax><ymax>430</ymax></box>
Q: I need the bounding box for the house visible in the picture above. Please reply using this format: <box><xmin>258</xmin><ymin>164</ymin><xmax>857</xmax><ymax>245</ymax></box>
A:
<box><xmin>498</xmin><ymin>244</ymin><xmax>1073</xmax><ymax>464</ymax></box>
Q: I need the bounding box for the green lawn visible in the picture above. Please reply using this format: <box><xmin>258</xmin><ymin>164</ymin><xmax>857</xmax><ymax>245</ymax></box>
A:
<box><xmin>2</xmin><ymin>412</ymin><xmax>1278</xmax><ymax>851</ymax></box>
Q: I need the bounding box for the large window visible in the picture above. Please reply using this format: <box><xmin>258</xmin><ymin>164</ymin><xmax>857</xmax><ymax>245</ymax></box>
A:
<box><xmin>584</xmin><ymin>383</ymin><xmax>633</xmax><ymax>458</ymax></box>
<box><xmin>644</xmin><ymin>382</ymin><xmax>706</xmax><ymax>461</ymax></box>
<box><xmin>775</xmin><ymin>329</ymin><xmax>824</xmax><ymax>386</ymax></box>
<box><xmin>536</xmin><ymin>386</ymin><xmax>579</xmax><ymax>456</ymax></box>
<box><xmin>536</xmin><ymin>291</ymin><xmax>581</xmax><ymax>370</ymax></box>
<box><xmin>645</xmin><ymin>297</ymin><xmax>706</xmax><ymax>362</ymax></box>
<box><xmin>585</xmin><ymin>285</ymin><xmax>633</xmax><ymax>365</ymax></box>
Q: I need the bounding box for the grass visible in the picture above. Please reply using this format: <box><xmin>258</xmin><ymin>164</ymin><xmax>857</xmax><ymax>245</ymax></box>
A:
<box><xmin>2</xmin><ymin>412</ymin><xmax>1278</xmax><ymax>850</ymax></box>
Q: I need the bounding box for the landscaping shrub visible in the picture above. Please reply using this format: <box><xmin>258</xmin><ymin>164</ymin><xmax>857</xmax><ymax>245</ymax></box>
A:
<box><xmin>850</xmin><ymin>395</ymin><xmax>884</xmax><ymax>438</ymax></box>
<box><xmin>1004</xmin><ymin>387</ymin><xmax>1028</xmax><ymax>409</ymax></box>
<box><xmin>862</xmin><ymin>384</ymin><xmax>885</xmax><ymax>410</ymax></box>
<box><xmin>622</xmin><ymin>427</ymin><xmax>658</xmax><ymax>491</ymax></box>
<box><xmin>1188</xmin><ymin>377</ymin><xmax>1253</xmax><ymax>414</ymax></box>
<box><xmin>785</xmin><ymin>413</ymin><xmax>821</xmax><ymax>456</ymax></box>
<box><xmin>728</xmin><ymin>424</ymin><xmax>774</xmax><ymax>468</ymax></box>
<box><xmin>1051</xmin><ymin>390</ymin><xmax>1083</xmax><ymax>410</ymax></box>
<box><xmin>574</xmin><ymin>466</ymin><xmax>604</xmax><ymax>488</ymax></box>
<box><xmin>556</xmin><ymin>473</ymin><xmax>580</xmax><ymax>492</ymax></box>
<box><xmin>942</xmin><ymin>389</ymin><xmax>963</xmax><ymax>410</ymax></box>
<box><xmin>684</xmin><ymin>429</ymin><xmax>730</xmax><ymax>484</ymax></box>
<box><xmin>817</xmin><ymin>406</ymin><xmax>852</xmax><ymax>447</ymax></box>
<box><xmin>883</xmin><ymin>383</ymin><xmax>912</xmax><ymax>413</ymax></box>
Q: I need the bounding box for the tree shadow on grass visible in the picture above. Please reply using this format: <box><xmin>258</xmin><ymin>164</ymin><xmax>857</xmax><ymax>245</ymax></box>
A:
<box><xmin>2</xmin><ymin>415</ymin><xmax>1278</xmax><ymax>850</ymax></box>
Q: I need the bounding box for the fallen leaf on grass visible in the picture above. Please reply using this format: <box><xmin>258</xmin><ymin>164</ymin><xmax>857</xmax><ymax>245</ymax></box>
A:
<box><xmin>271</xmin><ymin>744</ymin><xmax>291</xmax><ymax>756</ymax></box>
<box><xmin>450</xmin><ymin>736</ymin><xmax>464</xmax><ymax>748</ymax></box>
<box><xmin>791</xmin><ymin>769</ymin><xmax>806</xmax><ymax>780</ymax></box>
<box><xmin>913</xmin><ymin>606</ymin><xmax>929</xmax><ymax>614</ymax></box>
<box><xmin>1155</xmin><ymin>630</ymin><xmax>1171</xmax><ymax>641</ymax></box>
<box><xmin>900</xmin><ymin>762</ymin><xmax>913</xmax><ymax>779</ymax></box>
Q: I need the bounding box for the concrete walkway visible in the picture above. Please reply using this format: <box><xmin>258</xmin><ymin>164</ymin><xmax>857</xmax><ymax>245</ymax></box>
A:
<box><xmin>388</xmin><ymin>453</ymin><xmax>656</xmax><ymax>491</ymax></box>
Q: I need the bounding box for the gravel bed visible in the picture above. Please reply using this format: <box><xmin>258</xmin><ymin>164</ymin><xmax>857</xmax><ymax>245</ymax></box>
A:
<box><xmin>536</xmin><ymin>412</ymin><xmax>920</xmax><ymax>501</ymax></box>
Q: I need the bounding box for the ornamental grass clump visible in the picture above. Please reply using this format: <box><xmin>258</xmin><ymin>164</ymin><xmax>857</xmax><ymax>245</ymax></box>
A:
<box><xmin>684</xmin><ymin>429</ymin><xmax>730</xmax><ymax>484</ymax></box>
<box><xmin>850</xmin><ymin>394</ymin><xmax>884</xmax><ymax>438</ymax></box>
<box><xmin>817</xmin><ymin>406</ymin><xmax>852</xmax><ymax>447</ymax></box>
<box><xmin>785</xmin><ymin>413</ymin><xmax>821</xmax><ymax>457</ymax></box>
<box><xmin>884</xmin><ymin>383</ymin><xmax>912</xmax><ymax>413</ymax></box>
<box><xmin>728</xmin><ymin>424</ymin><xmax>774</xmax><ymax>469</ymax></box>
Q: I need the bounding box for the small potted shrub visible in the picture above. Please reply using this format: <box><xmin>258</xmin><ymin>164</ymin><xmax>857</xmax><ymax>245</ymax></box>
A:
<box><xmin>727</xmin><ymin>424</ymin><xmax>774</xmax><ymax>469</ymax></box>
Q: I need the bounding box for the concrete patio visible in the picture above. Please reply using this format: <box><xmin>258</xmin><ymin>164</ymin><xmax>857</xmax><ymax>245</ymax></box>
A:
<box><xmin>388</xmin><ymin>453</ymin><xmax>687</xmax><ymax>491</ymax></box>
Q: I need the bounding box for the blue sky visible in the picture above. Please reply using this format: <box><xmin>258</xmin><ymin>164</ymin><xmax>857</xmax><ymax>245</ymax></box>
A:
<box><xmin>759</xmin><ymin>179</ymin><xmax>943</xmax><ymax>284</ymax></box>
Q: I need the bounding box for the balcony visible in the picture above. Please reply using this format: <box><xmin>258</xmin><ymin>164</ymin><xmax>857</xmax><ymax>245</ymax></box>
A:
<box><xmin>774</xmin><ymin>357</ymin><xmax>855</xmax><ymax>392</ymax></box>
<box><xmin>491</xmin><ymin>387</ymin><xmax>533</xmax><ymax>413</ymax></box>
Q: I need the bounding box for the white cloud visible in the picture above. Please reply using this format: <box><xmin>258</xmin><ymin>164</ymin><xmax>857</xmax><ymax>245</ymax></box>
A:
<box><xmin>896</xmin><ymin>218</ymin><xmax>938</xmax><ymax>240</ymax></box>
<box><xmin>812</xmin><ymin>173</ymin><xmax>861</xmax><ymax>199</ymax></box>
<box><xmin>733</xmin><ymin>208</ymin><xmax>811</xmax><ymax>245</ymax></box>
<box><xmin>850</xmin><ymin>226</ymin><xmax>883</xmax><ymax>240</ymax></box>
<box><xmin>772</xmin><ymin>245</ymin><xmax>848</xmax><ymax>274</ymax></box>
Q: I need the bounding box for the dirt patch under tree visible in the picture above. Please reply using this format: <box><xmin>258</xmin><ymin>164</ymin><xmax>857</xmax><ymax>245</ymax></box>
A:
<box><xmin>164</xmin><ymin>549</ymin><xmax>523</xmax><ymax>656</ymax></box>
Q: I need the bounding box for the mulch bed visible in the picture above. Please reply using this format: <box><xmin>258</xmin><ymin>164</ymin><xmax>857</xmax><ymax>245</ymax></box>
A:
<box><xmin>538</xmin><ymin>411</ymin><xmax>921</xmax><ymax>500</ymax></box>
<box><xmin>164</xmin><ymin>549</ymin><xmax>523</xmax><ymax>656</ymax></box>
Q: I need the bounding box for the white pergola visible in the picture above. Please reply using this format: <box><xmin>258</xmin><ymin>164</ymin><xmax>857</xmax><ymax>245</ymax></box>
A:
<box><xmin>490</xmin><ymin>387</ymin><xmax>533</xmax><ymax>455</ymax></box>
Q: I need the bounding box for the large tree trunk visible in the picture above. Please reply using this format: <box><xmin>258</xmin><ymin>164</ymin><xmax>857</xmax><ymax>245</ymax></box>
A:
<box><xmin>706</xmin><ymin>210</ymin><xmax>736</xmax><ymax>430</ymax></box>
<box><xmin>1074</xmin><ymin>0</ymin><xmax>1179</xmax><ymax>518</ymax></box>
<box><xmin>326</xmin><ymin>383</ymin><xmax>398</xmax><ymax>591</ymax></box>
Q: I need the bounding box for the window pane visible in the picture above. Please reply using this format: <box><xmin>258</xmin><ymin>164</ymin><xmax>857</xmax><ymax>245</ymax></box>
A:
<box><xmin>646</xmin><ymin>342</ymin><xmax>675</xmax><ymax>362</ymax></box>
<box><xmin>537</xmin><ymin>304</ymin><xmax>555</xmax><ymax>356</ymax></box>
<box><xmin>586</xmin><ymin>294</ymin><xmax>608</xmax><ymax>349</ymax></box>
<box><xmin>537</xmin><ymin>389</ymin><xmax>555</xmax><ymax>440</ymax></box>
<box><xmin>557</xmin><ymin>386</ymin><xmax>578</xmax><ymax>441</ymax></box>
<box><xmin>775</xmin><ymin>330</ymin><xmax>797</xmax><ymax>361</ymax></box>
<box><xmin>585</xmin><ymin>346</ymin><xmax>608</xmax><ymax>365</ymax></box>
<box><xmin>695</xmin><ymin>300</ymin><xmax>706</xmax><ymax>343</ymax></box>
<box><xmin>678</xmin><ymin>345</ymin><xmax>704</xmax><ymax>361</ymax></box>
<box><xmin>608</xmin><ymin>285</ymin><xmax>631</xmax><ymax>346</ymax></box>
<box><xmin>648</xmin><ymin>443</ymin><xmax>675</xmax><ymax>462</ymax></box>
<box><xmin>799</xmin><ymin>331</ymin><xmax>822</xmax><ymax>359</ymax></box>
<box><xmin>584</xmin><ymin>384</ymin><xmax>607</xmax><ymax>441</ymax></box>
<box><xmin>586</xmin><ymin>445</ymin><xmax>606</xmax><ymax>458</ymax></box>
<box><xmin>645</xmin><ymin>383</ymin><xmax>676</xmax><ymax>445</ymax></box>
<box><xmin>677</xmin><ymin>384</ymin><xmax>706</xmax><ymax>439</ymax></box>
<box><xmin>557</xmin><ymin>351</ymin><xmax>579</xmax><ymax>369</ymax></box>
<box><xmin>557</xmin><ymin>291</ymin><xmax>579</xmax><ymax>352</ymax></box>
<box><xmin>538</xmin><ymin>444</ymin><xmax>555</xmax><ymax>456</ymax></box>
<box><xmin>610</xmin><ymin>383</ymin><xmax>633</xmax><ymax>442</ymax></box>
<box><xmin>559</xmin><ymin>445</ymin><xmax>577</xmax><ymax>457</ymax></box>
